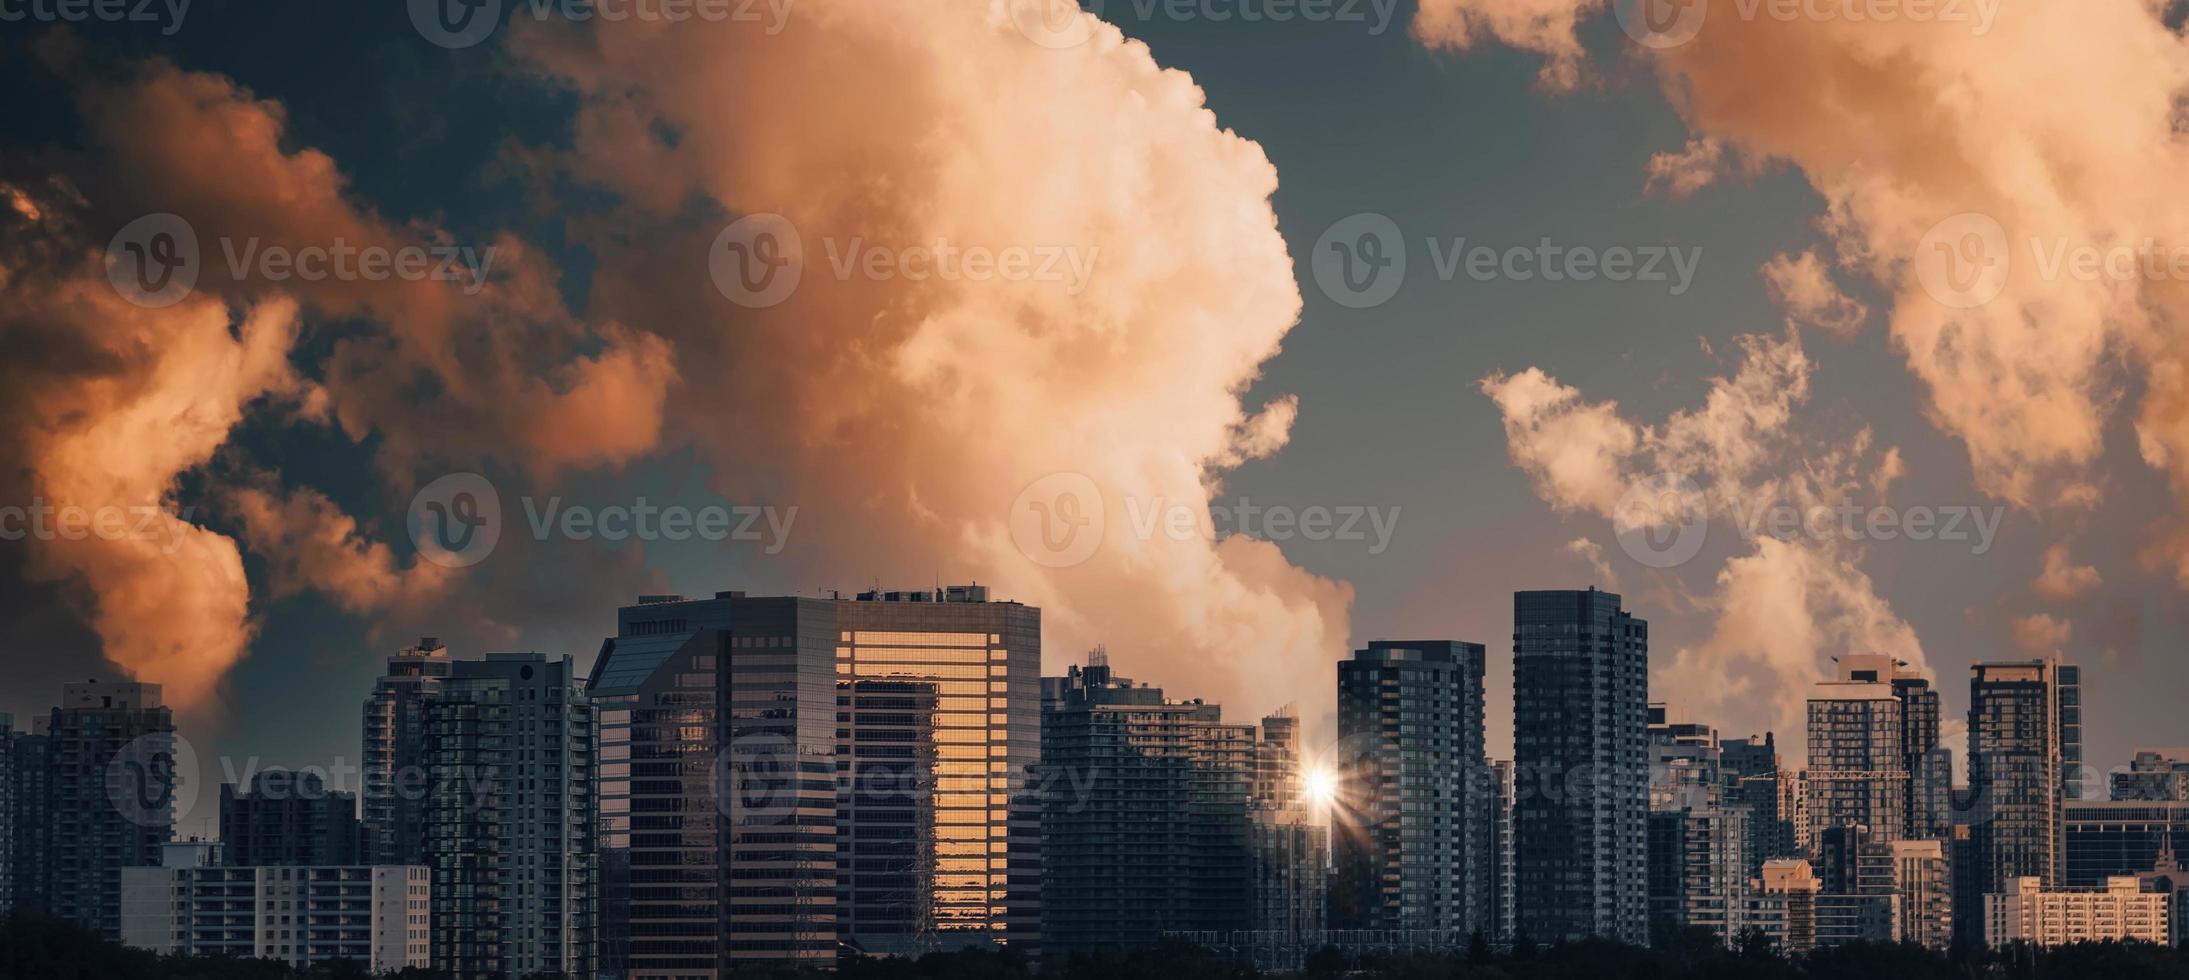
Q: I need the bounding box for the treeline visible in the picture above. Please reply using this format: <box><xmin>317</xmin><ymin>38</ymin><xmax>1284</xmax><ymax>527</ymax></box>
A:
<box><xmin>6</xmin><ymin>916</ymin><xmax>2188</xmax><ymax>980</ymax></box>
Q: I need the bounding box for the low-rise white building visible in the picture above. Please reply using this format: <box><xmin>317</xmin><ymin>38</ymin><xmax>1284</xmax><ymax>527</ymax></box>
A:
<box><xmin>1985</xmin><ymin>876</ymin><xmax>2170</xmax><ymax>948</ymax></box>
<box><xmin>120</xmin><ymin>841</ymin><xmax>428</xmax><ymax>973</ymax></box>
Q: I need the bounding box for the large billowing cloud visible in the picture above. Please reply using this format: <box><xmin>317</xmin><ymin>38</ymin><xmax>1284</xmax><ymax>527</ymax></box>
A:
<box><xmin>0</xmin><ymin>48</ymin><xmax>677</xmax><ymax>713</ymax></box>
<box><xmin>506</xmin><ymin>1</ymin><xmax>1349</xmax><ymax>717</ymax></box>
<box><xmin>1485</xmin><ymin>330</ymin><xmax>1925</xmax><ymax>754</ymax></box>
<box><xmin>4</xmin><ymin>3</ymin><xmax>1348</xmax><ymax>724</ymax></box>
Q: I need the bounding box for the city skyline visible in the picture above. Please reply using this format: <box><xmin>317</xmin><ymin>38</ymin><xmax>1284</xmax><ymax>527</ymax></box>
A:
<box><xmin>2</xmin><ymin>3</ymin><xmax>2188</xmax><ymax>800</ymax></box>
<box><xmin>4</xmin><ymin>0</ymin><xmax>2189</xmax><ymax>972</ymax></box>
<box><xmin>3</xmin><ymin>582</ymin><xmax>2186</xmax><ymax>973</ymax></box>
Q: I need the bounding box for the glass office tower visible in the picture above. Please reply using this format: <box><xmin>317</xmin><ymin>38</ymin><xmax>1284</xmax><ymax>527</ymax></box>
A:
<box><xmin>1512</xmin><ymin>589</ymin><xmax>1649</xmax><ymax>945</ymax></box>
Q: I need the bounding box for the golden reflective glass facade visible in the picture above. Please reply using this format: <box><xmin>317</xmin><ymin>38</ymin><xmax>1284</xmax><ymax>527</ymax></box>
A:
<box><xmin>838</xmin><ymin>630</ymin><xmax>1010</xmax><ymax>934</ymax></box>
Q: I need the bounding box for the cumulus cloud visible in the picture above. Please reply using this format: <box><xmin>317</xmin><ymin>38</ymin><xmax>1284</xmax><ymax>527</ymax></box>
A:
<box><xmin>1482</xmin><ymin>331</ymin><xmax>1923</xmax><ymax>757</ymax></box>
<box><xmin>1646</xmin><ymin>138</ymin><xmax>1728</xmax><ymax>198</ymax></box>
<box><xmin>1762</xmin><ymin>250</ymin><xmax>1869</xmax><ymax>337</ymax></box>
<box><xmin>7</xmin><ymin>8</ymin><xmax>1354</xmax><ymax>725</ymax></box>
<box><xmin>492</xmin><ymin>1</ymin><xmax>1351</xmax><ymax>720</ymax></box>
<box><xmin>2034</xmin><ymin>541</ymin><xmax>2104</xmax><ymax>601</ymax></box>
<box><xmin>0</xmin><ymin>174</ymin><xmax>302</xmax><ymax>710</ymax></box>
<box><xmin>1566</xmin><ymin>536</ymin><xmax>1620</xmax><ymax>590</ymax></box>
<box><xmin>2011</xmin><ymin>612</ymin><xmax>2074</xmax><ymax>654</ymax></box>
<box><xmin>1413</xmin><ymin>0</ymin><xmax>2189</xmax><ymax>547</ymax></box>
<box><xmin>0</xmin><ymin>52</ymin><xmax>682</xmax><ymax>712</ymax></box>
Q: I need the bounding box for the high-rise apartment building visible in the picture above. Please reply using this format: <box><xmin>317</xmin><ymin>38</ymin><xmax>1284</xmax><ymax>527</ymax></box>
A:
<box><xmin>1330</xmin><ymin>640</ymin><xmax>1488</xmax><ymax>939</ymax></box>
<box><xmin>361</xmin><ymin>638</ymin><xmax>451</xmax><ymax>867</ymax></box>
<box><xmin>1985</xmin><ymin>876</ymin><xmax>2170</xmax><ymax>947</ymax></box>
<box><xmin>1040</xmin><ymin>656</ymin><xmax>1254</xmax><ymax>954</ymax></box>
<box><xmin>8</xmin><ymin>727</ymin><xmax>49</xmax><ymax>915</ymax></box>
<box><xmin>1967</xmin><ymin>660</ymin><xmax>2067</xmax><ymax>891</ymax></box>
<box><xmin>219</xmin><ymin>769</ymin><xmax>361</xmax><ymax>867</ymax></box>
<box><xmin>838</xmin><ymin>586</ymin><xmax>1042</xmax><ymax>953</ymax></box>
<box><xmin>1647</xmin><ymin>800</ymin><xmax>1750</xmax><ymax>946</ymax></box>
<box><xmin>44</xmin><ymin>681</ymin><xmax>177</xmax><ymax>939</ymax></box>
<box><xmin>1806</xmin><ymin>663</ymin><xmax>1907</xmax><ymax>848</ymax></box>
<box><xmin>1721</xmin><ymin>733</ymin><xmax>1795</xmax><ymax>879</ymax></box>
<box><xmin>422</xmin><ymin>653</ymin><xmax>596</xmax><ymax>979</ymax></box>
<box><xmin>0</xmin><ymin>713</ymin><xmax>13</xmax><ymax>917</ymax></box>
<box><xmin>1648</xmin><ymin>704</ymin><xmax>1721</xmax><ymax>810</ymax></box>
<box><xmin>1247</xmin><ymin>708</ymin><xmax>1326</xmax><ymax>943</ymax></box>
<box><xmin>1889</xmin><ymin>839</ymin><xmax>1953</xmax><ymax>950</ymax></box>
<box><xmin>1513</xmin><ymin>589</ymin><xmax>1649</xmax><ymax>945</ymax></box>
<box><xmin>119</xmin><ymin>841</ymin><xmax>430</xmax><ymax>973</ymax></box>
<box><xmin>2114</xmin><ymin>750</ymin><xmax>2189</xmax><ymax>802</ymax></box>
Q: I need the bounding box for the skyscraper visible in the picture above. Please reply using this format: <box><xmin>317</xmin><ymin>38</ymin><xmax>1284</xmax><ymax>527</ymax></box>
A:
<box><xmin>219</xmin><ymin>769</ymin><xmax>361</xmax><ymax>867</ymax></box>
<box><xmin>422</xmin><ymin>653</ymin><xmax>596</xmax><ymax>979</ymax></box>
<box><xmin>43</xmin><ymin>681</ymin><xmax>177</xmax><ymax>940</ymax></box>
<box><xmin>1967</xmin><ymin>660</ymin><xmax>2067</xmax><ymax>889</ymax></box>
<box><xmin>1247</xmin><ymin>707</ymin><xmax>1326</xmax><ymax>943</ymax></box>
<box><xmin>1882</xmin><ymin>661</ymin><xmax>1955</xmax><ymax>840</ymax></box>
<box><xmin>361</xmin><ymin>638</ymin><xmax>451</xmax><ymax>867</ymax></box>
<box><xmin>1513</xmin><ymin>589</ymin><xmax>1649</xmax><ymax>945</ymax></box>
<box><xmin>1805</xmin><ymin>664</ymin><xmax>1906</xmax><ymax>847</ymax></box>
<box><xmin>1040</xmin><ymin>656</ymin><xmax>1254</xmax><ymax>954</ymax></box>
<box><xmin>838</xmin><ymin>586</ymin><xmax>1042</xmax><ymax>953</ymax></box>
<box><xmin>1330</xmin><ymin>640</ymin><xmax>1489</xmax><ymax>939</ymax></box>
<box><xmin>8</xmin><ymin>726</ymin><xmax>49</xmax><ymax>916</ymax></box>
<box><xmin>598</xmin><ymin>594</ymin><xmax>842</xmax><ymax>973</ymax></box>
<box><xmin>1722</xmin><ymin>733</ymin><xmax>1795</xmax><ymax>878</ymax></box>
<box><xmin>0</xmin><ymin>713</ymin><xmax>13</xmax><ymax>917</ymax></box>
<box><xmin>2057</xmin><ymin>663</ymin><xmax>2083</xmax><ymax>802</ymax></box>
